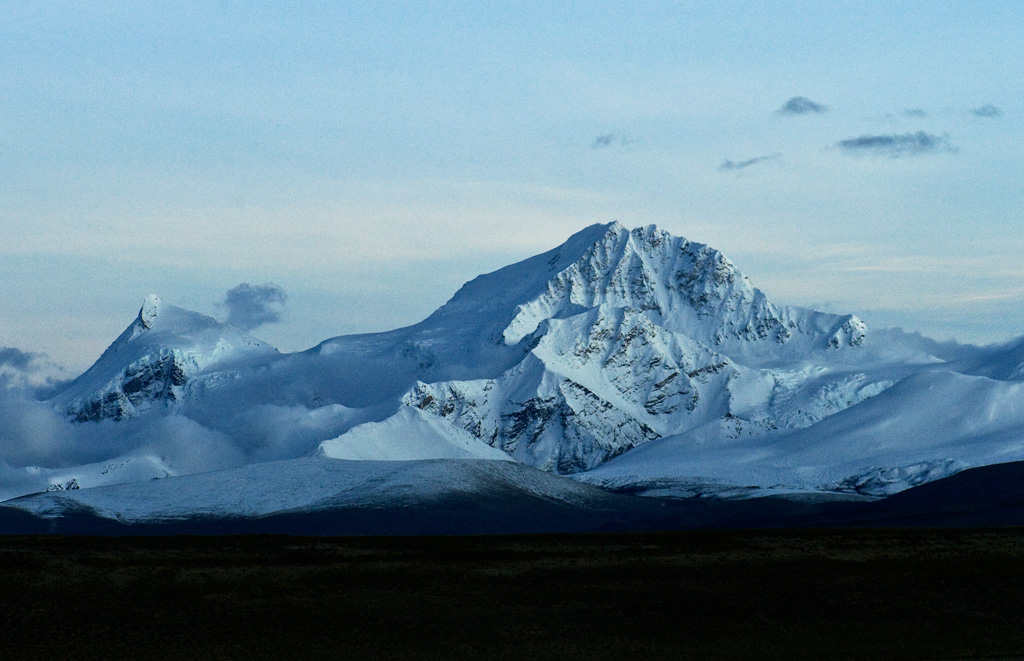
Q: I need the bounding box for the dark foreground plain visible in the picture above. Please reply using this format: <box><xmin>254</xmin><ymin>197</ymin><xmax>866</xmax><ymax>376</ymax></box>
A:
<box><xmin>3</xmin><ymin>529</ymin><xmax>1024</xmax><ymax>660</ymax></box>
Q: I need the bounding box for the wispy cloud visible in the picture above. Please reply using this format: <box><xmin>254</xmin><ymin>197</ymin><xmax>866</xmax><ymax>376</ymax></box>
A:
<box><xmin>970</xmin><ymin>104</ymin><xmax>1003</xmax><ymax>118</ymax></box>
<box><xmin>0</xmin><ymin>347</ymin><xmax>42</xmax><ymax>373</ymax></box>
<box><xmin>778</xmin><ymin>96</ymin><xmax>828</xmax><ymax>115</ymax></box>
<box><xmin>947</xmin><ymin>290</ymin><xmax>1024</xmax><ymax>304</ymax></box>
<box><xmin>222</xmin><ymin>283</ymin><xmax>288</xmax><ymax>331</ymax></box>
<box><xmin>590</xmin><ymin>133</ymin><xmax>634</xmax><ymax>149</ymax></box>
<box><xmin>835</xmin><ymin>131</ymin><xmax>955</xmax><ymax>157</ymax></box>
<box><xmin>718</xmin><ymin>153</ymin><xmax>782</xmax><ymax>172</ymax></box>
<box><xmin>0</xmin><ymin>346</ymin><xmax>65</xmax><ymax>394</ymax></box>
<box><xmin>902</xmin><ymin>108</ymin><xmax>928</xmax><ymax>118</ymax></box>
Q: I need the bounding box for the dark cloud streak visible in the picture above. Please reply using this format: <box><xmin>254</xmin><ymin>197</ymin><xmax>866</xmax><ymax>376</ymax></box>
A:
<box><xmin>0</xmin><ymin>346</ymin><xmax>67</xmax><ymax>400</ymax></box>
<box><xmin>779</xmin><ymin>96</ymin><xmax>828</xmax><ymax>115</ymax></box>
<box><xmin>835</xmin><ymin>131</ymin><xmax>955</xmax><ymax>157</ymax></box>
<box><xmin>971</xmin><ymin>104</ymin><xmax>1002</xmax><ymax>118</ymax></box>
<box><xmin>0</xmin><ymin>347</ymin><xmax>41</xmax><ymax>373</ymax></box>
<box><xmin>718</xmin><ymin>153</ymin><xmax>782</xmax><ymax>172</ymax></box>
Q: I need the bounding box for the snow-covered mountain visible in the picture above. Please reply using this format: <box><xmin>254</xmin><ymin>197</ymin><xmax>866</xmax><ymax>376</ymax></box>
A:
<box><xmin>5</xmin><ymin>221</ymin><xmax>1024</xmax><ymax>520</ymax></box>
<box><xmin>54</xmin><ymin>295</ymin><xmax>278</xmax><ymax>422</ymax></box>
<box><xmin>315</xmin><ymin>222</ymin><xmax>871</xmax><ymax>474</ymax></box>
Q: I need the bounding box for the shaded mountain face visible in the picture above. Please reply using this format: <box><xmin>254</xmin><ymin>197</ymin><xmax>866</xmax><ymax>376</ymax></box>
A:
<box><xmin>18</xmin><ymin>222</ymin><xmax>1024</xmax><ymax>505</ymax></box>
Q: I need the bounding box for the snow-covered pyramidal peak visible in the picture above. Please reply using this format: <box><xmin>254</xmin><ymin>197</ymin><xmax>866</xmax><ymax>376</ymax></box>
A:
<box><xmin>428</xmin><ymin>222</ymin><xmax>864</xmax><ymax>353</ymax></box>
<box><xmin>53</xmin><ymin>295</ymin><xmax>279</xmax><ymax>421</ymax></box>
<box><xmin>500</xmin><ymin>222</ymin><xmax>774</xmax><ymax>344</ymax></box>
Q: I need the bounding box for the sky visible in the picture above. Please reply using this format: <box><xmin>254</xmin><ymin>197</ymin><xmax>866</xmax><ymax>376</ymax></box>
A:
<box><xmin>2</xmin><ymin>1</ymin><xmax>1023</xmax><ymax>378</ymax></box>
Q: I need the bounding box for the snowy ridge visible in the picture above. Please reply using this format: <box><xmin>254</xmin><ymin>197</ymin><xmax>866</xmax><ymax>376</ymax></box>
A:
<box><xmin>498</xmin><ymin>223</ymin><xmax>794</xmax><ymax>347</ymax></box>
<box><xmin>429</xmin><ymin>222</ymin><xmax>865</xmax><ymax>354</ymax></box>
<box><xmin>316</xmin><ymin>407</ymin><xmax>513</xmax><ymax>462</ymax></box>
<box><xmin>0</xmin><ymin>455</ymin><xmax>174</xmax><ymax>503</ymax></box>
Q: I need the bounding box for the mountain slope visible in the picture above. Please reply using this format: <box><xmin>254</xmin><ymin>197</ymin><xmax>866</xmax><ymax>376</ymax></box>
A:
<box><xmin>576</xmin><ymin>369</ymin><xmax>1024</xmax><ymax>497</ymax></box>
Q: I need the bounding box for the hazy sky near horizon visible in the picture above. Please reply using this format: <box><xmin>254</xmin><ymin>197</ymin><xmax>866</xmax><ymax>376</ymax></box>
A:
<box><xmin>2</xmin><ymin>1</ymin><xmax>1023</xmax><ymax>376</ymax></box>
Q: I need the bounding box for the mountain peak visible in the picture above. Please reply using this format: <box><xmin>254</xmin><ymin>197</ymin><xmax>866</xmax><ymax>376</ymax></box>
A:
<box><xmin>500</xmin><ymin>222</ymin><xmax>779</xmax><ymax>347</ymax></box>
<box><xmin>417</xmin><ymin>221</ymin><xmax>863</xmax><ymax>357</ymax></box>
<box><xmin>52</xmin><ymin>298</ymin><xmax>278</xmax><ymax>421</ymax></box>
<box><xmin>139</xmin><ymin>294</ymin><xmax>162</xmax><ymax>330</ymax></box>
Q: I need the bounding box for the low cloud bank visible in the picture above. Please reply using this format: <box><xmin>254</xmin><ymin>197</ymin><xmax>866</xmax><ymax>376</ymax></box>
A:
<box><xmin>0</xmin><ymin>384</ymin><xmax>243</xmax><ymax>471</ymax></box>
<box><xmin>0</xmin><ymin>380</ymin><xmax>357</xmax><ymax>498</ymax></box>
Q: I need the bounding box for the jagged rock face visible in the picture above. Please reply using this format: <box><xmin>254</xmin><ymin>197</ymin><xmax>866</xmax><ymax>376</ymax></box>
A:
<box><xmin>71</xmin><ymin>352</ymin><xmax>188</xmax><ymax>422</ymax></box>
<box><xmin>46</xmin><ymin>478</ymin><xmax>80</xmax><ymax>492</ymax></box>
<box><xmin>828</xmin><ymin>317</ymin><xmax>868</xmax><ymax>349</ymax></box>
<box><xmin>406</xmin><ymin>360</ymin><xmax>661</xmax><ymax>474</ymax></box>
<box><xmin>404</xmin><ymin>306</ymin><xmax>742</xmax><ymax>473</ymax></box>
<box><xmin>534</xmin><ymin>307</ymin><xmax>735</xmax><ymax>426</ymax></box>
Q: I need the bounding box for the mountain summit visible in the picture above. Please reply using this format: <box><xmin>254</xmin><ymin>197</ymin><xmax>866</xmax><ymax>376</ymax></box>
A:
<box><xmin>423</xmin><ymin>222</ymin><xmax>865</xmax><ymax>353</ymax></box>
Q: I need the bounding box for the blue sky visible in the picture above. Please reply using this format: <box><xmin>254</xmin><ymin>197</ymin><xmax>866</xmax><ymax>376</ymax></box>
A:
<box><xmin>2</xmin><ymin>1</ymin><xmax>1023</xmax><ymax>374</ymax></box>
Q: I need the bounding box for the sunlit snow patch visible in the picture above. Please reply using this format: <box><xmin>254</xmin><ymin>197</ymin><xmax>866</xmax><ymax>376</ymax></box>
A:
<box><xmin>317</xmin><ymin>407</ymin><xmax>513</xmax><ymax>462</ymax></box>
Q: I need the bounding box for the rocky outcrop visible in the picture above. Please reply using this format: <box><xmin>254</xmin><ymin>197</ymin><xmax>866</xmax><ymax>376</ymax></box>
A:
<box><xmin>55</xmin><ymin>295</ymin><xmax>277</xmax><ymax>422</ymax></box>
<box><xmin>71</xmin><ymin>352</ymin><xmax>188</xmax><ymax>421</ymax></box>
